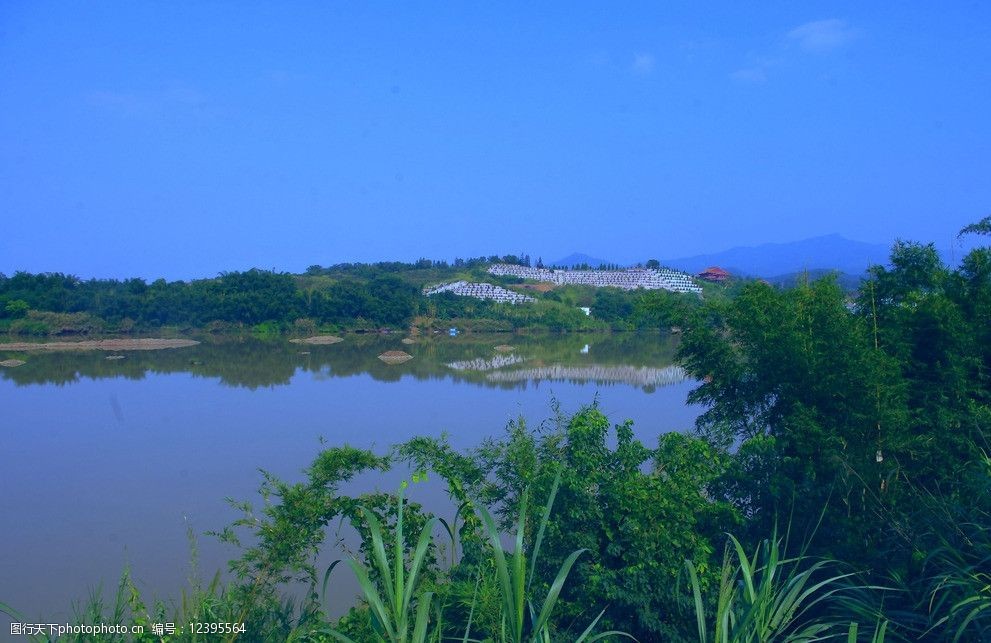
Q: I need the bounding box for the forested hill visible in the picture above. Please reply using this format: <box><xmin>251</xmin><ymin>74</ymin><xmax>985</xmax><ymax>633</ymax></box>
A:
<box><xmin>0</xmin><ymin>255</ymin><xmax>713</xmax><ymax>336</ymax></box>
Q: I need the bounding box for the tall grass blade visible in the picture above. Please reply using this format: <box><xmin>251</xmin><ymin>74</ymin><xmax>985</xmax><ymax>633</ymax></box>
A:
<box><xmin>479</xmin><ymin>503</ymin><xmax>521</xmax><ymax>642</ymax></box>
<box><xmin>395</xmin><ymin>483</ymin><xmax>406</xmax><ymax>622</ymax></box>
<box><xmin>685</xmin><ymin>560</ymin><xmax>708</xmax><ymax>643</ymax></box>
<box><xmin>346</xmin><ymin>558</ymin><xmax>397</xmax><ymax>641</ymax></box>
<box><xmin>412</xmin><ymin>591</ymin><xmax>434</xmax><ymax>642</ymax></box>
<box><xmin>730</xmin><ymin>534</ymin><xmax>757</xmax><ymax>601</ymax></box>
<box><xmin>321</xmin><ymin>559</ymin><xmax>342</xmax><ymax>606</ymax></box>
<box><xmin>513</xmin><ymin>490</ymin><xmax>529</xmax><ymax>640</ymax></box>
<box><xmin>401</xmin><ymin>516</ymin><xmax>441</xmax><ymax>617</ymax></box>
<box><xmin>362</xmin><ymin>509</ymin><xmax>396</xmax><ymax>614</ymax></box>
<box><xmin>531</xmin><ymin>548</ymin><xmax>587</xmax><ymax>634</ymax></box>
<box><xmin>528</xmin><ymin>471</ymin><xmax>561</xmax><ymax>593</ymax></box>
<box><xmin>462</xmin><ymin>573</ymin><xmax>481</xmax><ymax>643</ymax></box>
<box><xmin>0</xmin><ymin>602</ymin><xmax>46</xmax><ymax>643</ymax></box>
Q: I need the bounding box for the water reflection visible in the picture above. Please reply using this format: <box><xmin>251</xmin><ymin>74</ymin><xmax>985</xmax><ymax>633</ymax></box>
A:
<box><xmin>0</xmin><ymin>333</ymin><xmax>686</xmax><ymax>391</ymax></box>
<box><xmin>486</xmin><ymin>364</ymin><xmax>686</xmax><ymax>391</ymax></box>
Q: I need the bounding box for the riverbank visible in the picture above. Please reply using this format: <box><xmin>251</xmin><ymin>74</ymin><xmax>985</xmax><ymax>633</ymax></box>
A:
<box><xmin>0</xmin><ymin>338</ymin><xmax>200</xmax><ymax>351</ymax></box>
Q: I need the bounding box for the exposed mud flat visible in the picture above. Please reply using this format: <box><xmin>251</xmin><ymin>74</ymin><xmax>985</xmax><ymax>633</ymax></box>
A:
<box><xmin>0</xmin><ymin>359</ymin><xmax>26</xmax><ymax>367</ymax></box>
<box><xmin>378</xmin><ymin>350</ymin><xmax>413</xmax><ymax>364</ymax></box>
<box><xmin>289</xmin><ymin>335</ymin><xmax>344</xmax><ymax>345</ymax></box>
<box><xmin>0</xmin><ymin>339</ymin><xmax>200</xmax><ymax>352</ymax></box>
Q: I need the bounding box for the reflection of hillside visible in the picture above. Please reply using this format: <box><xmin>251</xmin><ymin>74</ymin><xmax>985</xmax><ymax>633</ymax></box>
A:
<box><xmin>446</xmin><ymin>355</ymin><xmax>525</xmax><ymax>371</ymax></box>
<box><xmin>485</xmin><ymin>364</ymin><xmax>687</xmax><ymax>392</ymax></box>
<box><xmin>0</xmin><ymin>333</ymin><xmax>684</xmax><ymax>390</ymax></box>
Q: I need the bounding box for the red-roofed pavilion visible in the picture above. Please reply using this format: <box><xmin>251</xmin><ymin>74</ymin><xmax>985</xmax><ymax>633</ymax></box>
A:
<box><xmin>698</xmin><ymin>266</ymin><xmax>731</xmax><ymax>282</ymax></box>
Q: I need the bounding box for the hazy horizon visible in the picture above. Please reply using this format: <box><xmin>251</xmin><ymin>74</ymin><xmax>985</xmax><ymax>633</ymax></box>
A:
<box><xmin>2</xmin><ymin>3</ymin><xmax>989</xmax><ymax>280</ymax></box>
<box><xmin>2</xmin><ymin>231</ymin><xmax>980</xmax><ymax>283</ymax></box>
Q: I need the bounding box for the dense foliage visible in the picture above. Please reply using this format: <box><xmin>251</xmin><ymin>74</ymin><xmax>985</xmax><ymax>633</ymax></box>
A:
<box><xmin>5</xmin><ymin>232</ymin><xmax>990</xmax><ymax>641</ymax></box>
<box><xmin>678</xmin><ymin>238</ymin><xmax>991</xmax><ymax>638</ymax></box>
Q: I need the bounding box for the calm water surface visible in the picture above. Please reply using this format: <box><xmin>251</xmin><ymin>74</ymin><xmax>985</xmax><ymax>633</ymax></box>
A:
<box><xmin>1</xmin><ymin>333</ymin><xmax>702</xmax><ymax>626</ymax></box>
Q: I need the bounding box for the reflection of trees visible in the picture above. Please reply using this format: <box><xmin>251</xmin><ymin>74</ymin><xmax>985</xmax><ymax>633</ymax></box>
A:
<box><xmin>0</xmin><ymin>336</ymin><xmax>299</xmax><ymax>389</ymax></box>
<box><xmin>0</xmin><ymin>333</ymin><xmax>682</xmax><ymax>390</ymax></box>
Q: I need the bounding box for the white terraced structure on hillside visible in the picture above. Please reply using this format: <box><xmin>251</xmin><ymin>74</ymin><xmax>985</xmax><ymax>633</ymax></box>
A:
<box><xmin>487</xmin><ymin>264</ymin><xmax>702</xmax><ymax>293</ymax></box>
<box><xmin>423</xmin><ymin>281</ymin><xmax>535</xmax><ymax>304</ymax></box>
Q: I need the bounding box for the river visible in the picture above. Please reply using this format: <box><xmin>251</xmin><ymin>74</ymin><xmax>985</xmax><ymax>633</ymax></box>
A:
<box><xmin>0</xmin><ymin>332</ymin><xmax>703</xmax><ymax>626</ymax></box>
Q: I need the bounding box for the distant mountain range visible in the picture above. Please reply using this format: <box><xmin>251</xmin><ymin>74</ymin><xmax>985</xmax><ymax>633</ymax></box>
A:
<box><xmin>549</xmin><ymin>253</ymin><xmax>616</xmax><ymax>268</ymax></box>
<box><xmin>551</xmin><ymin>235</ymin><xmax>893</xmax><ymax>283</ymax></box>
<box><xmin>661</xmin><ymin>234</ymin><xmax>890</xmax><ymax>278</ymax></box>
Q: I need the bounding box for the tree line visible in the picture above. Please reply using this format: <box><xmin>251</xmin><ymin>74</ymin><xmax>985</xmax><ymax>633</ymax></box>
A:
<box><xmin>0</xmin><ymin>262</ymin><xmax>709</xmax><ymax>335</ymax></box>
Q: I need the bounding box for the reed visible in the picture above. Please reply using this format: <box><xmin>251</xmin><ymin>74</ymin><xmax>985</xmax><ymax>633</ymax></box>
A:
<box><xmin>474</xmin><ymin>471</ymin><xmax>634</xmax><ymax>643</ymax></box>
<box><xmin>686</xmin><ymin>530</ymin><xmax>859</xmax><ymax>643</ymax></box>
<box><xmin>330</xmin><ymin>482</ymin><xmax>439</xmax><ymax>643</ymax></box>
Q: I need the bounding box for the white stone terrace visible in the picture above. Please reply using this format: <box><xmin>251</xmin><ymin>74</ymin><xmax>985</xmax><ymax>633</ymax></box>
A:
<box><xmin>423</xmin><ymin>281</ymin><xmax>535</xmax><ymax>304</ymax></box>
<box><xmin>487</xmin><ymin>264</ymin><xmax>702</xmax><ymax>294</ymax></box>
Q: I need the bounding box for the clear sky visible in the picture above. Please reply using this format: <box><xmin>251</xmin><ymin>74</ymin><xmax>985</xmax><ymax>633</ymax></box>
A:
<box><xmin>1</xmin><ymin>2</ymin><xmax>989</xmax><ymax>280</ymax></box>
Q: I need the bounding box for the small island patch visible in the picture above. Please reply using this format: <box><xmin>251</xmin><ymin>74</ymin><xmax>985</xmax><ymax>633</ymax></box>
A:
<box><xmin>378</xmin><ymin>350</ymin><xmax>413</xmax><ymax>364</ymax></box>
<box><xmin>289</xmin><ymin>336</ymin><xmax>344</xmax><ymax>345</ymax></box>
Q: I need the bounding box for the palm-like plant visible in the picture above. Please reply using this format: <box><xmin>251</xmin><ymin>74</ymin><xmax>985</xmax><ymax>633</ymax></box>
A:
<box><xmin>685</xmin><ymin>531</ymin><xmax>856</xmax><ymax>643</ymax></box>
<box><xmin>475</xmin><ymin>471</ymin><xmax>634</xmax><ymax>643</ymax></box>
<box><xmin>331</xmin><ymin>482</ymin><xmax>439</xmax><ymax>643</ymax></box>
<box><xmin>924</xmin><ymin>521</ymin><xmax>991</xmax><ymax>641</ymax></box>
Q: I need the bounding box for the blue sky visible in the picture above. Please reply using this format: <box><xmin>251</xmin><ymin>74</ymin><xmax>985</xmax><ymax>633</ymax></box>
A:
<box><xmin>1</xmin><ymin>2</ymin><xmax>989</xmax><ymax>280</ymax></box>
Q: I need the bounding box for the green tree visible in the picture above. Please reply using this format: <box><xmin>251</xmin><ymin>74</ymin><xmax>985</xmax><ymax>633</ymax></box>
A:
<box><xmin>679</xmin><ymin>277</ymin><xmax>906</xmax><ymax>564</ymax></box>
<box><xmin>3</xmin><ymin>299</ymin><xmax>29</xmax><ymax>318</ymax></box>
<box><xmin>401</xmin><ymin>407</ymin><xmax>739</xmax><ymax>640</ymax></box>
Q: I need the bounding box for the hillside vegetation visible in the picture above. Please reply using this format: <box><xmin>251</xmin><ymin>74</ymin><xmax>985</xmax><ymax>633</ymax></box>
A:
<box><xmin>0</xmin><ymin>256</ymin><xmax>713</xmax><ymax>336</ymax></box>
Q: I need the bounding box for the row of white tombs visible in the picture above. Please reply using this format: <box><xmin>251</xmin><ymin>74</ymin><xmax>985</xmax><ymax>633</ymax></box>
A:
<box><xmin>422</xmin><ymin>264</ymin><xmax>703</xmax><ymax>306</ymax></box>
